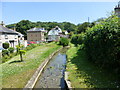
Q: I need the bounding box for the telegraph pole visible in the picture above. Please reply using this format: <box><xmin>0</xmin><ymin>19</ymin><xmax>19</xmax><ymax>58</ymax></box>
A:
<box><xmin>88</xmin><ymin>17</ymin><xmax>90</xmax><ymax>27</ymax></box>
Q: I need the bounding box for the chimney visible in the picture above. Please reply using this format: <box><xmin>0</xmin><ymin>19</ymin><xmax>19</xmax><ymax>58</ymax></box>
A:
<box><xmin>1</xmin><ymin>21</ymin><xmax>5</xmax><ymax>27</ymax></box>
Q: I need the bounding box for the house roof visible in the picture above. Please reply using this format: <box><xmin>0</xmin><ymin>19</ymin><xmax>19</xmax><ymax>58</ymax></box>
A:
<box><xmin>17</xmin><ymin>32</ymin><xmax>24</xmax><ymax>37</ymax></box>
<box><xmin>48</xmin><ymin>26</ymin><xmax>62</xmax><ymax>36</ymax></box>
<box><xmin>54</xmin><ymin>26</ymin><xmax>62</xmax><ymax>33</ymax></box>
<box><xmin>10</xmin><ymin>29</ymin><xmax>24</xmax><ymax>37</ymax></box>
<box><xmin>48</xmin><ymin>29</ymin><xmax>59</xmax><ymax>35</ymax></box>
<box><xmin>27</xmin><ymin>27</ymin><xmax>45</xmax><ymax>32</ymax></box>
<box><xmin>0</xmin><ymin>25</ymin><xmax>18</xmax><ymax>34</ymax></box>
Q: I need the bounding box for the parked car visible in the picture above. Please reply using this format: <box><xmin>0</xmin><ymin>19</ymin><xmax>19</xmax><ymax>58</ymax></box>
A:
<box><xmin>27</xmin><ymin>41</ymin><xmax>36</xmax><ymax>46</ymax></box>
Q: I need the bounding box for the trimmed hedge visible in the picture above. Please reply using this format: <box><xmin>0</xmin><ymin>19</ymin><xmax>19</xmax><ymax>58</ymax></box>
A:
<box><xmin>3</xmin><ymin>43</ymin><xmax>9</xmax><ymax>49</ymax></box>
<box><xmin>8</xmin><ymin>47</ymin><xmax>14</xmax><ymax>53</ymax></box>
<box><xmin>71</xmin><ymin>15</ymin><xmax>120</xmax><ymax>74</ymax></box>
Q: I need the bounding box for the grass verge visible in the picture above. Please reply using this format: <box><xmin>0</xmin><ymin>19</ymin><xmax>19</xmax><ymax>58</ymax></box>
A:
<box><xmin>66</xmin><ymin>44</ymin><xmax>119</xmax><ymax>88</ymax></box>
<box><xmin>1</xmin><ymin>43</ymin><xmax>61</xmax><ymax>88</ymax></box>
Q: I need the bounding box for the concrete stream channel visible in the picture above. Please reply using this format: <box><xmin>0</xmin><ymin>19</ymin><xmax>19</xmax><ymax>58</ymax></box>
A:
<box><xmin>24</xmin><ymin>47</ymin><xmax>70</xmax><ymax>89</ymax></box>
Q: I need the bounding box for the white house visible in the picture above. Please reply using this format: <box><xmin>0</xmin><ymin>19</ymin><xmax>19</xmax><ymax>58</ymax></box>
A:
<box><xmin>0</xmin><ymin>25</ymin><xmax>19</xmax><ymax>48</ymax></box>
<box><xmin>47</xmin><ymin>26</ymin><xmax>62</xmax><ymax>41</ymax></box>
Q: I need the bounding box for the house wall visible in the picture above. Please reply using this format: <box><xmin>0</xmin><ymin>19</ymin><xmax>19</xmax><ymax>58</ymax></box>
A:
<box><xmin>0</xmin><ymin>34</ymin><xmax>18</xmax><ymax>48</ymax></box>
<box><xmin>27</xmin><ymin>31</ymin><xmax>45</xmax><ymax>42</ymax></box>
<box><xmin>115</xmin><ymin>8</ymin><xmax>120</xmax><ymax>17</ymax></box>
<box><xmin>48</xmin><ymin>35</ymin><xmax>60</xmax><ymax>41</ymax></box>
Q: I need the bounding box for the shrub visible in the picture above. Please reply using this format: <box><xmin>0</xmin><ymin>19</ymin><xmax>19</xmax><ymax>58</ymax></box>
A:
<box><xmin>77</xmin><ymin>33</ymin><xmax>85</xmax><ymax>45</ymax></box>
<box><xmin>71</xmin><ymin>15</ymin><xmax>120</xmax><ymax>76</ymax></box>
<box><xmin>2</xmin><ymin>50</ymin><xmax>9</xmax><ymax>56</ymax></box>
<box><xmin>2</xmin><ymin>55</ymin><xmax>9</xmax><ymax>63</ymax></box>
<box><xmin>59</xmin><ymin>37</ymin><xmax>69</xmax><ymax>46</ymax></box>
<box><xmin>8</xmin><ymin>47</ymin><xmax>14</xmax><ymax>53</ymax></box>
<box><xmin>2</xmin><ymin>43</ymin><xmax>9</xmax><ymax>49</ymax></box>
<box><xmin>71</xmin><ymin>35</ymin><xmax>79</xmax><ymax>46</ymax></box>
<box><xmin>81</xmin><ymin>15</ymin><xmax>120</xmax><ymax>73</ymax></box>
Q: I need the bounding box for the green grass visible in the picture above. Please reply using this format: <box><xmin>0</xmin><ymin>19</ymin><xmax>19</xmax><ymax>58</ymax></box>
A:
<box><xmin>1</xmin><ymin>43</ymin><xmax>61</xmax><ymax>88</ymax></box>
<box><xmin>66</xmin><ymin>44</ymin><xmax>119</xmax><ymax>88</ymax></box>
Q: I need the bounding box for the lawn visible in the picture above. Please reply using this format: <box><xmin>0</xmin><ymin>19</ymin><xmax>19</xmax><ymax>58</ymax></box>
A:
<box><xmin>66</xmin><ymin>44</ymin><xmax>119</xmax><ymax>88</ymax></box>
<box><xmin>1</xmin><ymin>43</ymin><xmax>61</xmax><ymax>88</ymax></box>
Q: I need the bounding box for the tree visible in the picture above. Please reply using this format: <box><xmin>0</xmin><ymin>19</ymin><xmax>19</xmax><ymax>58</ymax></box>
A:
<box><xmin>77</xmin><ymin>22</ymin><xmax>90</xmax><ymax>34</ymax></box>
<box><xmin>63</xmin><ymin>22</ymin><xmax>77</xmax><ymax>32</ymax></box>
<box><xmin>16</xmin><ymin>41</ymin><xmax>26</xmax><ymax>61</ymax></box>
<box><xmin>16</xmin><ymin>20</ymin><xmax>35</xmax><ymax>39</ymax></box>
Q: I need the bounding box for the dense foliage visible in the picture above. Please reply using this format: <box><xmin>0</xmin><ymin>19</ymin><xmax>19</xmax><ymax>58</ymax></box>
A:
<box><xmin>59</xmin><ymin>37</ymin><xmax>69</xmax><ymax>46</ymax></box>
<box><xmin>8</xmin><ymin>47</ymin><xmax>14</xmax><ymax>53</ymax></box>
<box><xmin>6</xmin><ymin>19</ymin><xmax>97</xmax><ymax>40</ymax></box>
<box><xmin>2</xmin><ymin>50</ymin><xmax>9</xmax><ymax>56</ymax></box>
<box><xmin>71</xmin><ymin>15</ymin><xmax>120</xmax><ymax>75</ymax></box>
<box><xmin>6</xmin><ymin>20</ymin><xmax>78</xmax><ymax>39</ymax></box>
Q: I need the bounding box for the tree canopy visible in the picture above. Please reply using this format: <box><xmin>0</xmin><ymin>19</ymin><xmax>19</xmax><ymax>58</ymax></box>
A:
<box><xmin>6</xmin><ymin>20</ymin><xmax>97</xmax><ymax>39</ymax></box>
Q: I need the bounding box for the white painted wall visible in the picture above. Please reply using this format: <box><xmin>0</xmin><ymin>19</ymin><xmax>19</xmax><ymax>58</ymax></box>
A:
<box><xmin>0</xmin><ymin>34</ymin><xmax>18</xmax><ymax>48</ymax></box>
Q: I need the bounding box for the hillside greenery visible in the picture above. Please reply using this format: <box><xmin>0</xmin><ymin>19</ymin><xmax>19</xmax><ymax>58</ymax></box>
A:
<box><xmin>6</xmin><ymin>19</ymin><xmax>98</xmax><ymax>39</ymax></box>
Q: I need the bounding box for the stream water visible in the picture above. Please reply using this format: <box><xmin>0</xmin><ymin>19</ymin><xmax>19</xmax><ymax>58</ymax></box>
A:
<box><xmin>34</xmin><ymin>48</ymin><xmax>68</xmax><ymax>89</ymax></box>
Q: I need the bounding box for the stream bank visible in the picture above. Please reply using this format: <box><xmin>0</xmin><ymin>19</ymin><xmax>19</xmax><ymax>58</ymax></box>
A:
<box><xmin>33</xmin><ymin>47</ymin><xmax>69</xmax><ymax>89</ymax></box>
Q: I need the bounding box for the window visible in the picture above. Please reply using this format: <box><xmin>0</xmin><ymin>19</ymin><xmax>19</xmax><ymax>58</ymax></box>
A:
<box><xmin>14</xmin><ymin>35</ymin><xmax>17</xmax><ymax>39</ymax></box>
<box><xmin>5</xmin><ymin>34</ymin><xmax>8</xmax><ymax>39</ymax></box>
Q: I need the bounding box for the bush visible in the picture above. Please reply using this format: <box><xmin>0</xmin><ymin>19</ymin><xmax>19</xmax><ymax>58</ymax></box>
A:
<box><xmin>2</xmin><ymin>50</ymin><xmax>9</xmax><ymax>56</ymax></box>
<box><xmin>59</xmin><ymin>37</ymin><xmax>69</xmax><ymax>46</ymax></box>
<box><xmin>2</xmin><ymin>43</ymin><xmax>9</xmax><ymax>49</ymax></box>
<box><xmin>71</xmin><ymin>15</ymin><xmax>120</xmax><ymax>77</ymax></box>
<box><xmin>71</xmin><ymin>35</ymin><xmax>79</xmax><ymax>46</ymax></box>
<box><xmin>8</xmin><ymin>47</ymin><xmax>14</xmax><ymax>53</ymax></box>
<box><xmin>80</xmin><ymin>15</ymin><xmax>120</xmax><ymax>73</ymax></box>
<box><xmin>71</xmin><ymin>33</ymin><xmax>85</xmax><ymax>46</ymax></box>
<box><xmin>2</xmin><ymin>55</ymin><xmax>9</xmax><ymax>63</ymax></box>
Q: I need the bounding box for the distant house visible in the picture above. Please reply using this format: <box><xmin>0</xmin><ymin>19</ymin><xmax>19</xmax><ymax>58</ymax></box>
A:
<box><xmin>27</xmin><ymin>27</ymin><xmax>46</xmax><ymax>43</ymax></box>
<box><xmin>47</xmin><ymin>26</ymin><xmax>62</xmax><ymax>41</ymax></box>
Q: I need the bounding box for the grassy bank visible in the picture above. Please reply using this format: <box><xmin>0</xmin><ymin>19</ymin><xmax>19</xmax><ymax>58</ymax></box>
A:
<box><xmin>1</xmin><ymin>43</ymin><xmax>61</xmax><ymax>88</ymax></box>
<box><xmin>66</xmin><ymin>44</ymin><xmax>119</xmax><ymax>88</ymax></box>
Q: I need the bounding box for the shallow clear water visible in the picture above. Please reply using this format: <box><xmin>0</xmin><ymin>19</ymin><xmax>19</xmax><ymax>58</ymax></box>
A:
<box><xmin>34</xmin><ymin>51</ymin><xmax>67</xmax><ymax>88</ymax></box>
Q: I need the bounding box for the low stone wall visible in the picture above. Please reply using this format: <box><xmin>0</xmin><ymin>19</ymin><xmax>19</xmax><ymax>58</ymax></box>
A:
<box><xmin>64</xmin><ymin>71</ymin><xmax>72</xmax><ymax>89</ymax></box>
<box><xmin>24</xmin><ymin>47</ymin><xmax>63</xmax><ymax>89</ymax></box>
